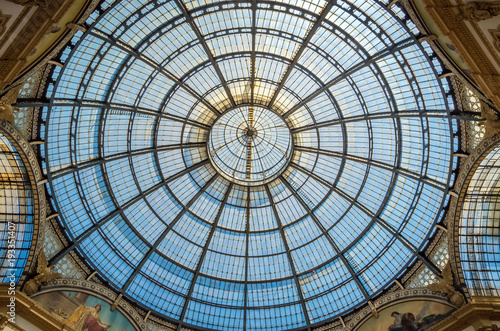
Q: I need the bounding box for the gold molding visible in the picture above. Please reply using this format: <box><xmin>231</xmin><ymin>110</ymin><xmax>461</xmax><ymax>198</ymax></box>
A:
<box><xmin>0</xmin><ymin>11</ymin><xmax>12</xmax><ymax>38</ymax></box>
<box><xmin>490</xmin><ymin>24</ymin><xmax>500</xmax><ymax>53</ymax></box>
<box><xmin>0</xmin><ymin>0</ymin><xmax>100</xmax><ymax>94</ymax></box>
<box><xmin>0</xmin><ymin>284</ymin><xmax>75</xmax><ymax>331</ymax></box>
<box><xmin>457</xmin><ymin>2</ymin><xmax>500</xmax><ymax>22</ymax></box>
<box><xmin>0</xmin><ymin>312</ymin><xmax>26</xmax><ymax>331</ymax></box>
<box><xmin>0</xmin><ymin>6</ymin><xmax>31</xmax><ymax>55</ymax></box>
<box><xmin>421</xmin><ymin>0</ymin><xmax>500</xmax><ymax>109</ymax></box>
<box><xmin>427</xmin><ymin>296</ymin><xmax>500</xmax><ymax>331</ymax></box>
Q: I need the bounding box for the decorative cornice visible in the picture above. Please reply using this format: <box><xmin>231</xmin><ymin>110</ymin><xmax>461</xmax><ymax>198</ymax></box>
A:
<box><xmin>419</xmin><ymin>0</ymin><xmax>500</xmax><ymax>110</ymax></box>
<box><xmin>0</xmin><ymin>11</ymin><xmax>12</xmax><ymax>37</ymax></box>
<box><xmin>0</xmin><ymin>313</ymin><xmax>25</xmax><ymax>331</ymax></box>
<box><xmin>0</xmin><ymin>284</ymin><xmax>75</xmax><ymax>330</ymax></box>
<box><xmin>1</xmin><ymin>0</ymin><xmax>100</xmax><ymax>95</ymax></box>
<box><xmin>427</xmin><ymin>296</ymin><xmax>500</xmax><ymax>331</ymax></box>
<box><xmin>490</xmin><ymin>24</ymin><xmax>500</xmax><ymax>53</ymax></box>
<box><xmin>5</xmin><ymin>0</ymin><xmax>47</xmax><ymax>7</ymax></box>
<box><xmin>402</xmin><ymin>0</ymin><xmax>495</xmax><ymax>110</ymax></box>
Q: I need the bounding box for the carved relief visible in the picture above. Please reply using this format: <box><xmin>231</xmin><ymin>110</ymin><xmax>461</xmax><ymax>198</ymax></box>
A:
<box><xmin>490</xmin><ymin>24</ymin><xmax>500</xmax><ymax>53</ymax></box>
<box><xmin>0</xmin><ymin>11</ymin><xmax>11</xmax><ymax>37</ymax></box>
<box><xmin>479</xmin><ymin>101</ymin><xmax>500</xmax><ymax>138</ymax></box>
<box><xmin>426</xmin><ymin>262</ymin><xmax>466</xmax><ymax>307</ymax></box>
<box><xmin>5</xmin><ymin>0</ymin><xmax>47</xmax><ymax>7</ymax></box>
<box><xmin>0</xmin><ymin>85</ymin><xmax>21</xmax><ymax>122</ymax></box>
<box><xmin>458</xmin><ymin>2</ymin><xmax>500</xmax><ymax>22</ymax></box>
<box><xmin>478</xmin><ymin>325</ymin><xmax>500</xmax><ymax>331</ymax></box>
<box><xmin>22</xmin><ymin>249</ymin><xmax>62</xmax><ymax>295</ymax></box>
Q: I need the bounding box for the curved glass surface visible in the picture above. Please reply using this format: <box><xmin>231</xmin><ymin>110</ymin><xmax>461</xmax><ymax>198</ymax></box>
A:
<box><xmin>0</xmin><ymin>133</ymin><xmax>34</xmax><ymax>283</ymax></box>
<box><xmin>43</xmin><ymin>0</ymin><xmax>455</xmax><ymax>329</ymax></box>
<box><xmin>208</xmin><ymin>106</ymin><xmax>292</xmax><ymax>185</ymax></box>
<box><xmin>459</xmin><ymin>145</ymin><xmax>500</xmax><ymax>296</ymax></box>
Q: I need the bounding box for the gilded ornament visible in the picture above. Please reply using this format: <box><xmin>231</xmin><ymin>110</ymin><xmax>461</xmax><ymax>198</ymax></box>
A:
<box><xmin>0</xmin><ymin>86</ymin><xmax>21</xmax><ymax>123</ymax></box>
<box><xmin>426</xmin><ymin>262</ymin><xmax>466</xmax><ymax>307</ymax></box>
<box><xmin>22</xmin><ymin>249</ymin><xmax>61</xmax><ymax>295</ymax></box>
<box><xmin>479</xmin><ymin>101</ymin><xmax>500</xmax><ymax>138</ymax></box>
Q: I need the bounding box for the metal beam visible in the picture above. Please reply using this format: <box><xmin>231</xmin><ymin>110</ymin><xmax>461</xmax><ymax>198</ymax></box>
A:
<box><xmin>293</xmin><ymin>147</ymin><xmax>447</xmax><ymax>191</ymax></box>
<box><xmin>49</xmin><ymin>142</ymin><xmax>206</xmax><ymax>180</ymax></box>
<box><xmin>281</xmin><ymin>37</ymin><xmax>415</xmax><ymax>119</ymax></box>
<box><xmin>122</xmin><ymin>173</ymin><xmax>219</xmax><ymax>292</ymax></box>
<box><xmin>291</xmin><ymin>110</ymin><xmax>450</xmax><ymax>133</ymax></box>
<box><xmin>177</xmin><ymin>183</ymin><xmax>233</xmax><ymax>329</ymax></box>
<box><xmin>265</xmin><ymin>184</ymin><xmax>311</xmax><ymax>325</ymax></box>
<box><xmin>244</xmin><ymin>186</ymin><xmax>250</xmax><ymax>330</ymax></box>
<box><xmin>15</xmin><ymin>99</ymin><xmax>211</xmax><ymax>130</ymax></box>
<box><xmin>251</xmin><ymin>0</ymin><xmax>257</xmax><ymax>104</ymax></box>
<box><xmin>267</xmin><ymin>0</ymin><xmax>337</xmax><ymax>109</ymax></box>
<box><xmin>48</xmin><ymin>159</ymin><xmax>210</xmax><ymax>266</ymax></box>
<box><xmin>288</xmin><ymin>163</ymin><xmax>443</xmax><ymax>277</ymax></box>
<box><xmin>279</xmin><ymin>175</ymin><xmax>371</xmax><ymax>301</ymax></box>
<box><xmin>174</xmin><ymin>0</ymin><xmax>236</xmax><ymax>107</ymax></box>
<box><xmin>88</xmin><ymin>29</ymin><xmax>221</xmax><ymax>116</ymax></box>
<box><xmin>373</xmin><ymin>217</ymin><xmax>442</xmax><ymax>276</ymax></box>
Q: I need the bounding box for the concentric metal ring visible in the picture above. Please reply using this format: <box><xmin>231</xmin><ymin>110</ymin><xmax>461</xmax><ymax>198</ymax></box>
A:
<box><xmin>208</xmin><ymin>106</ymin><xmax>293</xmax><ymax>186</ymax></box>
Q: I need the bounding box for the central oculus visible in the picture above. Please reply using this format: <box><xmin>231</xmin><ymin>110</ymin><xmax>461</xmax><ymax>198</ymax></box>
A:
<box><xmin>208</xmin><ymin>106</ymin><xmax>293</xmax><ymax>186</ymax></box>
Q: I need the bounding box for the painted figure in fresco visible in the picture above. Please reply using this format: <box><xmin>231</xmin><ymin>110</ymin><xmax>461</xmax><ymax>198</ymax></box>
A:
<box><xmin>67</xmin><ymin>304</ymin><xmax>112</xmax><ymax>331</ymax></box>
<box><xmin>388</xmin><ymin>311</ymin><xmax>402</xmax><ymax>330</ymax></box>
<box><xmin>388</xmin><ymin>303</ymin><xmax>453</xmax><ymax>331</ymax></box>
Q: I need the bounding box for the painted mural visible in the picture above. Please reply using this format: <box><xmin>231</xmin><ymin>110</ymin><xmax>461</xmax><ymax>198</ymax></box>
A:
<box><xmin>357</xmin><ymin>300</ymin><xmax>455</xmax><ymax>331</ymax></box>
<box><xmin>32</xmin><ymin>290</ymin><xmax>136</xmax><ymax>331</ymax></box>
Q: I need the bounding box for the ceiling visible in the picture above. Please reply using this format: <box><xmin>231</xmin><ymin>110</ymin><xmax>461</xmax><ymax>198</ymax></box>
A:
<box><xmin>40</xmin><ymin>0</ymin><xmax>456</xmax><ymax>329</ymax></box>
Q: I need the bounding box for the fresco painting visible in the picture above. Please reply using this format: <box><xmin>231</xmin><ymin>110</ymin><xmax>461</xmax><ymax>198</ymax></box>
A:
<box><xmin>358</xmin><ymin>300</ymin><xmax>455</xmax><ymax>331</ymax></box>
<box><xmin>32</xmin><ymin>290</ymin><xmax>136</xmax><ymax>331</ymax></box>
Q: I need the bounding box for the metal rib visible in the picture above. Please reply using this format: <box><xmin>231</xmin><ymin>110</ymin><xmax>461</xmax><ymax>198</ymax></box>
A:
<box><xmin>279</xmin><ymin>175</ymin><xmax>371</xmax><ymax>300</ymax></box>
<box><xmin>281</xmin><ymin>37</ymin><xmax>415</xmax><ymax>119</ymax></box>
<box><xmin>50</xmin><ymin>142</ymin><xmax>206</xmax><ymax>179</ymax></box>
<box><xmin>265</xmin><ymin>184</ymin><xmax>311</xmax><ymax>325</ymax></box>
<box><xmin>174</xmin><ymin>0</ymin><xmax>236</xmax><ymax>107</ymax></box>
<box><xmin>267</xmin><ymin>0</ymin><xmax>337</xmax><ymax>109</ymax></box>
<box><xmin>291</xmin><ymin>110</ymin><xmax>450</xmax><ymax>133</ymax></box>
<box><xmin>292</xmin><ymin>147</ymin><xmax>447</xmax><ymax>191</ymax></box>
<box><xmin>121</xmin><ymin>174</ymin><xmax>219</xmax><ymax>292</ymax></box>
<box><xmin>177</xmin><ymin>182</ymin><xmax>233</xmax><ymax>329</ymax></box>
<box><xmin>289</xmin><ymin>163</ymin><xmax>442</xmax><ymax>277</ymax></box>
<box><xmin>88</xmin><ymin>29</ymin><xmax>221</xmax><ymax>116</ymax></box>
<box><xmin>48</xmin><ymin>159</ymin><xmax>210</xmax><ymax>266</ymax></box>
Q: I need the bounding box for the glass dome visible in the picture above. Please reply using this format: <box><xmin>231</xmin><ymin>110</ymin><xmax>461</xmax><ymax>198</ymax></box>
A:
<box><xmin>208</xmin><ymin>105</ymin><xmax>293</xmax><ymax>185</ymax></box>
<box><xmin>42</xmin><ymin>0</ymin><xmax>455</xmax><ymax>329</ymax></box>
